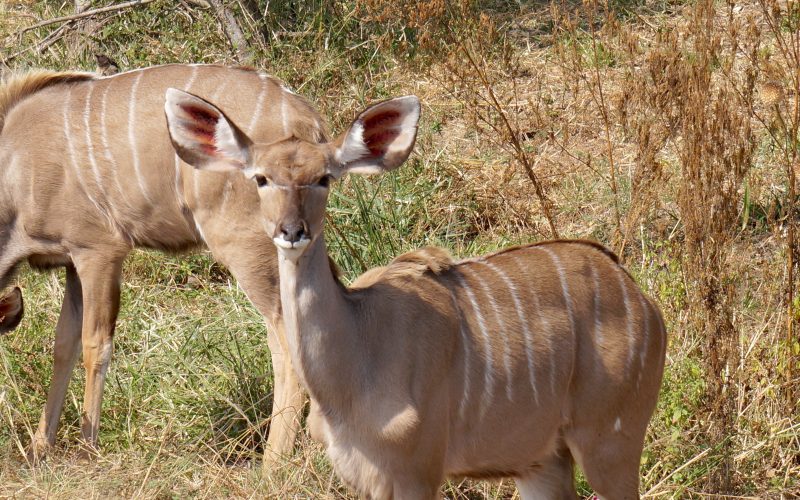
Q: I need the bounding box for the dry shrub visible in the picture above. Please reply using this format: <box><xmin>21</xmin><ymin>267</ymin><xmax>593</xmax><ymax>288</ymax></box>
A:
<box><xmin>441</xmin><ymin>12</ymin><xmax>561</xmax><ymax>240</ymax></box>
<box><xmin>619</xmin><ymin>0</ymin><xmax>759</xmax><ymax>490</ymax></box>
<box><xmin>754</xmin><ymin>0</ymin><xmax>800</xmax><ymax>410</ymax></box>
<box><xmin>355</xmin><ymin>0</ymin><xmax>473</xmax><ymax>53</ymax></box>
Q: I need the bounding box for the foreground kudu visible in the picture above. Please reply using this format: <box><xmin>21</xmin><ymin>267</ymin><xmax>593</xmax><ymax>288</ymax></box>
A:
<box><xmin>166</xmin><ymin>90</ymin><xmax>667</xmax><ymax>499</ymax></box>
<box><xmin>0</xmin><ymin>65</ymin><xmax>322</xmax><ymax>465</ymax></box>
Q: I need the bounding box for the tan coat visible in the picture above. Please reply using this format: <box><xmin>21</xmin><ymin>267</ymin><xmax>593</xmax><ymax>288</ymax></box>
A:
<box><xmin>0</xmin><ymin>64</ymin><xmax>322</xmax><ymax>464</ymax></box>
<box><xmin>164</xmin><ymin>89</ymin><xmax>667</xmax><ymax>499</ymax></box>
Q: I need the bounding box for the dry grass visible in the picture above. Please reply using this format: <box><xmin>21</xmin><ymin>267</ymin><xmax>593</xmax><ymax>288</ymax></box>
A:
<box><xmin>1</xmin><ymin>0</ymin><xmax>799</xmax><ymax>497</ymax></box>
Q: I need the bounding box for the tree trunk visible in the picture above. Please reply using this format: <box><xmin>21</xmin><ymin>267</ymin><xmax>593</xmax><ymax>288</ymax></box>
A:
<box><xmin>207</xmin><ymin>0</ymin><xmax>254</xmax><ymax>64</ymax></box>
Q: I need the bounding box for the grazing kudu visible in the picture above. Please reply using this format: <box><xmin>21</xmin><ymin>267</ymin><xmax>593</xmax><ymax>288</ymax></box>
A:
<box><xmin>165</xmin><ymin>89</ymin><xmax>667</xmax><ymax>499</ymax></box>
<box><xmin>0</xmin><ymin>64</ymin><xmax>322</xmax><ymax>465</ymax></box>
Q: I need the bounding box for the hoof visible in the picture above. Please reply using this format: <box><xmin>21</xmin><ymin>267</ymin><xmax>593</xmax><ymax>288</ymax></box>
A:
<box><xmin>26</xmin><ymin>439</ymin><xmax>52</xmax><ymax>466</ymax></box>
<box><xmin>76</xmin><ymin>442</ymin><xmax>99</xmax><ymax>463</ymax></box>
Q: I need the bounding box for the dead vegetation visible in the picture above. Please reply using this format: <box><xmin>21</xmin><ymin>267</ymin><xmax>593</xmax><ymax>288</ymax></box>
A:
<box><xmin>1</xmin><ymin>0</ymin><xmax>799</xmax><ymax>497</ymax></box>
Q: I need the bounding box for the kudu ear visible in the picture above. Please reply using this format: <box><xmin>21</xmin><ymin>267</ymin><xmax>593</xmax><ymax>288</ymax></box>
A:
<box><xmin>164</xmin><ymin>88</ymin><xmax>252</xmax><ymax>172</ymax></box>
<box><xmin>330</xmin><ymin>96</ymin><xmax>420</xmax><ymax>177</ymax></box>
<box><xmin>0</xmin><ymin>287</ymin><xmax>23</xmax><ymax>335</ymax></box>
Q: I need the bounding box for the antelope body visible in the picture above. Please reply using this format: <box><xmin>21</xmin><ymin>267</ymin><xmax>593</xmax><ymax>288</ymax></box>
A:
<box><xmin>0</xmin><ymin>64</ymin><xmax>322</xmax><ymax>463</ymax></box>
<box><xmin>165</xmin><ymin>90</ymin><xmax>667</xmax><ymax>499</ymax></box>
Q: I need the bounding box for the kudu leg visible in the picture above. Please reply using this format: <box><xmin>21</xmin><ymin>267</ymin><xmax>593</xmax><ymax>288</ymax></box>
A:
<box><xmin>204</xmin><ymin>231</ymin><xmax>306</xmax><ymax>470</ymax></box>
<box><xmin>566</xmin><ymin>429</ymin><xmax>643</xmax><ymax>500</ymax></box>
<box><xmin>72</xmin><ymin>250</ymin><xmax>125</xmax><ymax>452</ymax></box>
<box><xmin>514</xmin><ymin>449</ymin><xmax>578</xmax><ymax>500</ymax></box>
<box><xmin>263</xmin><ymin>322</ymin><xmax>306</xmax><ymax>467</ymax></box>
<box><xmin>28</xmin><ymin>266</ymin><xmax>83</xmax><ymax>463</ymax></box>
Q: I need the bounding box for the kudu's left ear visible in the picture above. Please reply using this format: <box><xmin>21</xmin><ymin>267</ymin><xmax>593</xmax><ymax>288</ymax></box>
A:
<box><xmin>164</xmin><ymin>88</ymin><xmax>252</xmax><ymax>172</ymax></box>
<box><xmin>330</xmin><ymin>96</ymin><xmax>420</xmax><ymax>177</ymax></box>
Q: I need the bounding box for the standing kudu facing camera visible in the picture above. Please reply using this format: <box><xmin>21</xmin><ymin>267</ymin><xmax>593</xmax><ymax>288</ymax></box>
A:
<box><xmin>0</xmin><ymin>64</ymin><xmax>323</xmax><ymax>466</ymax></box>
<box><xmin>166</xmin><ymin>88</ymin><xmax>667</xmax><ymax>499</ymax></box>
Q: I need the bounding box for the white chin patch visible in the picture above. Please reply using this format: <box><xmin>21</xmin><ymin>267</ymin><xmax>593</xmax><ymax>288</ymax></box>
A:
<box><xmin>273</xmin><ymin>237</ymin><xmax>311</xmax><ymax>251</ymax></box>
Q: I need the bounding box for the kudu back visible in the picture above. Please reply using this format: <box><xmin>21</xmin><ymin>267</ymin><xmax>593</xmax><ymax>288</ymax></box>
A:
<box><xmin>0</xmin><ymin>64</ymin><xmax>319</xmax><ymax>464</ymax></box>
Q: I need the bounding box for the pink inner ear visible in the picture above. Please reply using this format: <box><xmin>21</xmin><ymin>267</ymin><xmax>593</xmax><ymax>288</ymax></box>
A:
<box><xmin>183</xmin><ymin>104</ymin><xmax>219</xmax><ymax>126</ymax></box>
<box><xmin>180</xmin><ymin>103</ymin><xmax>221</xmax><ymax>154</ymax></box>
<box><xmin>362</xmin><ymin>110</ymin><xmax>402</xmax><ymax>156</ymax></box>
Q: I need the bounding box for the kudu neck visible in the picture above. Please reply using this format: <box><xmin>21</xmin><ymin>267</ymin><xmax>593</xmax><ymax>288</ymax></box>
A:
<box><xmin>277</xmin><ymin>233</ymin><xmax>359</xmax><ymax>406</ymax></box>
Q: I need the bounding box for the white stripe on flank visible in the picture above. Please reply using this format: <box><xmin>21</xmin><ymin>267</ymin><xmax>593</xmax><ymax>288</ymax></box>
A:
<box><xmin>637</xmin><ymin>293</ymin><xmax>651</xmax><ymax>389</ymax></box>
<box><xmin>127</xmin><ymin>71</ymin><xmax>153</xmax><ymax>203</ymax></box>
<box><xmin>246</xmin><ymin>74</ymin><xmax>268</xmax><ymax>136</ymax></box>
<box><xmin>99</xmin><ymin>78</ymin><xmax>131</xmax><ymax>210</ymax></box>
<box><xmin>484</xmin><ymin>260</ymin><xmax>539</xmax><ymax>405</ymax></box>
<box><xmin>185</xmin><ymin>64</ymin><xmax>199</xmax><ymax>92</ymax></box>
<box><xmin>511</xmin><ymin>254</ymin><xmax>556</xmax><ymax>396</ymax></box>
<box><xmin>193</xmin><ymin>168</ymin><xmax>202</xmax><ymax>208</ymax></box>
<box><xmin>616</xmin><ymin>268</ymin><xmax>635</xmax><ymax>377</ymax></box>
<box><xmin>471</xmin><ymin>263</ymin><xmax>514</xmax><ymax>401</ymax></box>
<box><xmin>591</xmin><ymin>265</ymin><xmax>603</xmax><ymax>347</ymax></box>
<box><xmin>281</xmin><ymin>90</ymin><xmax>290</xmax><ymax>136</ymax></box>
<box><xmin>456</xmin><ymin>269</ymin><xmax>495</xmax><ymax>418</ymax></box>
<box><xmin>83</xmin><ymin>83</ymin><xmax>110</xmax><ymax>206</ymax></box>
<box><xmin>538</xmin><ymin>246</ymin><xmax>577</xmax><ymax>395</ymax></box>
<box><xmin>194</xmin><ymin>221</ymin><xmax>207</xmax><ymax>244</ymax></box>
<box><xmin>539</xmin><ymin>247</ymin><xmax>576</xmax><ymax>338</ymax></box>
<box><xmin>221</xmin><ymin>179</ymin><xmax>233</xmax><ymax>207</ymax></box>
<box><xmin>448</xmin><ymin>289</ymin><xmax>473</xmax><ymax>419</ymax></box>
<box><xmin>63</xmin><ymin>90</ymin><xmax>103</xmax><ymax>216</ymax></box>
<box><xmin>174</xmin><ymin>154</ymin><xmax>186</xmax><ymax>208</ymax></box>
<box><xmin>209</xmin><ymin>78</ymin><xmax>228</xmax><ymax>102</ymax></box>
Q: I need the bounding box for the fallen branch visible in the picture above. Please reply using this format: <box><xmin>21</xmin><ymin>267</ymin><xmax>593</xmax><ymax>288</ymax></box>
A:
<box><xmin>16</xmin><ymin>0</ymin><xmax>159</xmax><ymax>36</ymax></box>
<box><xmin>2</xmin><ymin>24</ymin><xmax>69</xmax><ymax>65</ymax></box>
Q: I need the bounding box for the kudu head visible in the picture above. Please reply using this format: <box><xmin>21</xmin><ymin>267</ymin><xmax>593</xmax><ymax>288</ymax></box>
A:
<box><xmin>164</xmin><ymin>89</ymin><xmax>420</xmax><ymax>261</ymax></box>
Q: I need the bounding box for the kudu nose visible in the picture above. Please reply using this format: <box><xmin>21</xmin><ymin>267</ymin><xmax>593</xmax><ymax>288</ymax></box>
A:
<box><xmin>280</xmin><ymin>221</ymin><xmax>307</xmax><ymax>244</ymax></box>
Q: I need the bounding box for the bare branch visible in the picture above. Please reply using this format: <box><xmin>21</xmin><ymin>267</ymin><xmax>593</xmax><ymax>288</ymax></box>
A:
<box><xmin>15</xmin><ymin>0</ymin><xmax>158</xmax><ymax>36</ymax></box>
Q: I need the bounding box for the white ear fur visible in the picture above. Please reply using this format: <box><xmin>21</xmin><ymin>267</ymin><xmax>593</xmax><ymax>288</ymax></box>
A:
<box><xmin>164</xmin><ymin>88</ymin><xmax>251</xmax><ymax>172</ymax></box>
<box><xmin>332</xmin><ymin>95</ymin><xmax>420</xmax><ymax>177</ymax></box>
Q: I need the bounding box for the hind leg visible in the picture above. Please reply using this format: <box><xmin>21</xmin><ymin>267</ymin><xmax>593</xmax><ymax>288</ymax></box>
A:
<box><xmin>28</xmin><ymin>266</ymin><xmax>83</xmax><ymax>463</ymax></box>
<box><xmin>515</xmin><ymin>448</ymin><xmax>578</xmax><ymax>500</ymax></box>
<box><xmin>566</xmin><ymin>425</ymin><xmax>643</xmax><ymax>500</ymax></box>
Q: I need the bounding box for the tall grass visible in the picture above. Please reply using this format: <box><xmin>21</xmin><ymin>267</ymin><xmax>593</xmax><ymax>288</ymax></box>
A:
<box><xmin>1</xmin><ymin>0</ymin><xmax>799</xmax><ymax>497</ymax></box>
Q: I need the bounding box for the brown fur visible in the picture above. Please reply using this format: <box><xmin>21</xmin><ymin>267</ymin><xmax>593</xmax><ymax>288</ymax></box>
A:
<box><xmin>0</xmin><ymin>70</ymin><xmax>94</xmax><ymax>132</ymax></box>
<box><xmin>351</xmin><ymin>246</ymin><xmax>454</xmax><ymax>289</ymax></box>
<box><xmin>0</xmin><ymin>64</ymin><xmax>326</xmax><ymax>466</ymax></box>
<box><xmin>167</xmin><ymin>89</ymin><xmax>666</xmax><ymax>498</ymax></box>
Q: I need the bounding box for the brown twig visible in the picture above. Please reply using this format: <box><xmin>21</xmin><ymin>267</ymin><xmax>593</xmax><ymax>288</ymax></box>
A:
<box><xmin>2</xmin><ymin>24</ymin><xmax>69</xmax><ymax>65</ymax></box>
<box><xmin>14</xmin><ymin>0</ymin><xmax>159</xmax><ymax>36</ymax></box>
<box><xmin>458</xmin><ymin>41</ymin><xmax>560</xmax><ymax>239</ymax></box>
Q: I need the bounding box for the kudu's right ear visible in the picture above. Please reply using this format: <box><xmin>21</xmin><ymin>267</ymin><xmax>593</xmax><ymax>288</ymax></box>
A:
<box><xmin>164</xmin><ymin>88</ymin><xmax>252</xmax><ymax>172</ymax></box>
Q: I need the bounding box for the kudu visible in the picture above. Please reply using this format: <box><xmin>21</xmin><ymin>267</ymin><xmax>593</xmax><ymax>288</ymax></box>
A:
<box><xmin>0</xmin><ymin>64</ymin><xmax>321</xmax><ymax>465</ymax></box>
<box><xmin>166</xmin><ymin>89</ymin><xmax>667</xmax><ymax>499</ymax></box>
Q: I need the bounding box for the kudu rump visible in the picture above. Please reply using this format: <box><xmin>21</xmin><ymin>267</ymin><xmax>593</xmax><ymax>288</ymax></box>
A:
<box><xmin>0</xmin><ymin>64</ymin><xmax>321</xmax><ymax>464</ymax></box>
<box><xmin>166</xmin><ymin>89</ymin><xmax>667</xmax><ymax>498</ymax></box>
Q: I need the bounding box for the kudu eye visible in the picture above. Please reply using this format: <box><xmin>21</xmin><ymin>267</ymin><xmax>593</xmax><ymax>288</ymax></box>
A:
<box><xmin>318</xmin><ymin>175</ymin><xmax>332</xmax><ymax>188</ymax></box>
<box><xmin>254</xmin><ymin>174</ymin><xmax>269</xmax><ymax>187</ymax></box>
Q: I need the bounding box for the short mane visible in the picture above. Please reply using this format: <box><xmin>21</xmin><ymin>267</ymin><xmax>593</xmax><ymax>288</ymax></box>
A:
<box><xmin>351</xmin><ymin>247</ymin><xmax>454</xmax><ymax>289</ymax></box>
<box><xmin>0</xmin><ymin>70</ymin><xmax>94</xmax><ymax>132</ymax></box>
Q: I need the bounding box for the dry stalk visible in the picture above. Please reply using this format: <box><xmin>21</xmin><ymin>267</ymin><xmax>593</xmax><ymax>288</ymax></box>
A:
<box><xmin>442</xmin><ymin>15</ymin><xmax>560</xmax><ymax>239</ymax></box>
<box><xmin>457</xmin><ymin>42</ymin><xmax>560</xmax><ymax>239</ymax></box>
<box><xmin>755</xmin><ymin>0</ymin><xmax>800</xmax><ymax>411</ymax></box>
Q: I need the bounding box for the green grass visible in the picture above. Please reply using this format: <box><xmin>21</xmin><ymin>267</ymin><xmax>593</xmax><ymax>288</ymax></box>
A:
<box><xmin>3</xmin><ymin>0</ymin><xmax>800</xmax><ymax>497</ymax></box>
